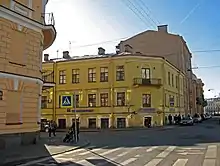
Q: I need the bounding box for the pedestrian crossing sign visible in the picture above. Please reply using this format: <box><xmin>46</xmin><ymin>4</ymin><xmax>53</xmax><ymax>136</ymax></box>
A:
<box><xmin>61</xmin><ymin>95</ymin><xmax>73</xmax><ymax>108</ymax></box>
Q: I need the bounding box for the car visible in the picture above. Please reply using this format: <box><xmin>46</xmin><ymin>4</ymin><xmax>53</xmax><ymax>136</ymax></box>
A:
<box><xmin>180</xmin><ymin>116</ymin><xmax>194</xmax><ymax>126</ymax></box>
<box><xmin>193</xmin><ymin>114</ymin><xmax>202</xmax><ymax>123</ymax></box>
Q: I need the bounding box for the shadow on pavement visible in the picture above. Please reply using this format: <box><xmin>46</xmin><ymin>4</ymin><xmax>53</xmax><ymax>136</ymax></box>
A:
<box><xmin>1</xmin><ymin>117</ymin><xmax>219</xmax><ymax>166</ymax></box>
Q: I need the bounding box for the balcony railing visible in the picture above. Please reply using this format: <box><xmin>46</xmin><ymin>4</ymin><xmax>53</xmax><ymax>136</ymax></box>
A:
<box><xmin>133</xmin><ymin>78</ymin><xmax>162</xmax><ymax>86</ymax></box>
<box><xmin>41</xmin><ymin>13</ymin><xmax>55</xmax><ymax>26</ymax></box>
<box><xmin>42</xmin><ymin>71</ymin><xmax>54</xmax><ymax>83</ymax></box>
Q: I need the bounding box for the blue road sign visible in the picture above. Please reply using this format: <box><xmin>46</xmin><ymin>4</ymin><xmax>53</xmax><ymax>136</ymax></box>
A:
<box><xmin>61</xmin><ymin>95</ymin><xmax>73</xmax><ymax>108</ymax></box>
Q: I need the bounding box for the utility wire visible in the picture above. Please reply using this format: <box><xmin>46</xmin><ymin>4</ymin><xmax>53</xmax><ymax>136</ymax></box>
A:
<box><xmin>121</xmin><ymin>0</ymin><xmax>155</xmax><ymax>29</ymax></box>
<box><xmin>133</xmin><ymin>0</ymin><xmax>158</xmax><ymax>27</ymax></box>
<box><xmin>138</xmin><ymin>0</ymin><xmax>160</xmax><ymax>25</ymax></box>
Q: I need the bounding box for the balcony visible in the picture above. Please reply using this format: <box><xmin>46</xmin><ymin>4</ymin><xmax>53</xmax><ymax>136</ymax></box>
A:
<box><xmin>42</xmin><ymin>70</ymin><xmax>55</xmax><ymax>90</ymax></box>
<box><xmin>133</xmin><ymin>78</ymin><xmax>162</xmax><ymax>87</ymax></box>
<box><xmin>41</xmin><ymin>13</ymin><xmax>56</xmax><ymax>50</ymax></box>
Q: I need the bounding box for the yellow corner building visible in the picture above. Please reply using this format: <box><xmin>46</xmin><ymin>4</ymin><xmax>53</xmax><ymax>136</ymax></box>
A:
<box><xmin>0</xmin><ymin>0</ymin><xmax>56</xmax><ymax>149</ymax></box>
<box><xmin>42</xmin><ymin>49</ymin><xmax>185</xmax><ymax>129</ymax></box>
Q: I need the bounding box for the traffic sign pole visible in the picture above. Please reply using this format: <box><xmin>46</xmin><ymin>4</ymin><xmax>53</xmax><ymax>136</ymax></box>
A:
<box><xmin>74</xmin><ymin>92</ymin><xmax>78</xmax><ymax>143</ymax></box>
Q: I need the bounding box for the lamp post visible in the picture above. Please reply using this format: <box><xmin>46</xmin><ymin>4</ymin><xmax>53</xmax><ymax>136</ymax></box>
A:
<box><xmin>73</xmin><ymin>92</ymin><xmax>78</xmax><ymax>143</ymax></box>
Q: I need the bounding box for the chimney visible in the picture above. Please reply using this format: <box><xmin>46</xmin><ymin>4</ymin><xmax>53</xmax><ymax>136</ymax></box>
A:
<box><xmin>124</xmin><ymin>44</ymin><xmax>133</xmax><ymax>53</ymax></box>
<box><xmin>44</xmin><ymin>54</ymin><xmax>49</xmax><ymax>61</ymax></box>
<box><xmin>63</xmin><ymin>51</ymin><xmax>71</xmax><ymax>59</ymax></box>
<box><xmin>98</xmin><ymin>47</ymin><xmax>105</xmax><ymax>55</ymax></box>
<box><xmin>158</xmin><ymin>25</ymin><xmax>168</xmax><ymax>33</ymax></box>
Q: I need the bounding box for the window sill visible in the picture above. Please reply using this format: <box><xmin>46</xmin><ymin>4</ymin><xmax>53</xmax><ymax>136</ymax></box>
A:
<box><xmin>88</xmin><ymin>81</ymin><xmax>96</xmax><ymax>83</ymax></box>
<box><xmin>6</xmin><ymin>122</ymin><xmax>23</xmax><ymax>125</ymax></box>
<box><xmin>116</xmin><ymin>80</ymin><xmax>125</xmax><ymax>81</ymax></box>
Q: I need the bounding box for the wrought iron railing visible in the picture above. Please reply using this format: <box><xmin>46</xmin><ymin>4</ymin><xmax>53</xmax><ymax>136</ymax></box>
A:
<box><xmin>41</xmin><ymin>13</ymin><xmax>55</xmax><ymax>26</ymax></box>
<box><xmin>133</xmin><ymin>78</ymin><xmax>162</xmax><ymax>86</ymax></box>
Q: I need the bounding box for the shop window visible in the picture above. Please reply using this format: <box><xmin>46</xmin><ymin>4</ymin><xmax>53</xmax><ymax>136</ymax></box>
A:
<box><xmin>101</xmin><ymin>118</ymin><xmax>109</xmax><ymax>129</ymax></box>
<box><xmin>117</xmin><ymin>118</ymin><xmax>126</xmax><ymax>128</ymax></box>
<box><xmin>88</xmin><ymin>118</ymin><xmax>96</xmax><ymax>129</ymax></box>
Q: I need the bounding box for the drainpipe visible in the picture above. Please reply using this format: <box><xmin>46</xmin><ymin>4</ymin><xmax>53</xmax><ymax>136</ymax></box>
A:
<box><xmin>52</xmin><ymin>62</ymin><xmax>57</xmax><ymax>121</ymax></box>
<box><xmin>162</xmin><ymin>59</ymin><xmax>165</xmax><ymax>125</ymax></box>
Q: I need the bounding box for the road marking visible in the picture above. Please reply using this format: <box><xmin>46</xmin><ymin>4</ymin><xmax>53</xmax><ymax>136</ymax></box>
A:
<box><xmin>178</xmin><ymin>152</ymin><xmax>203</xmax><ymax>155</ymax></box>
<box><xmin>144</xmin><ymin>158</ymin><xmax>163</xmax><ymax>166</ymax></box>
<box><xmin>121</xmin><ymin>158</ymin><xmax>137</xmax><ymax>165</ymax></box>
<box><xmin>156</xmin><ymin>146</ymin><xmax>176</xmax><ymax>158</ymax></box>
<box><xmin>203</xmin><ymin>159</ymin><xmax>216</xmax><ymax>166</ymax></box>
<box><xmin>172</xmin><ymin>159</ymin><xmax>188</xmax><ymax>166</ymax></box>
<box><xmin>99</xmin><ymin>147</ymin><xmax>121</xmax><ymax>156</ymax></box>
<box><xmin>205</xmin><ymin>145</ymin><xmax>217</xmax><ymax>158</ymax></box>
<box><xmin>146</xmin><ymin>146</ymin><xmax>158</xmax><ymax>152</ymax></box>
<box><xmin>65</xmin><ymin>148</ymin><xmax>84</xmax><ymax>155</ymax></box>
<box><xmin>77</xmin><ymin>159</ymin><xmax>97</xmax><ymax>166</ymax></box>
<box><xmin>117</xmin><ymin>151</ymin><xmax>128</xmax><ymax>157</ymax></box>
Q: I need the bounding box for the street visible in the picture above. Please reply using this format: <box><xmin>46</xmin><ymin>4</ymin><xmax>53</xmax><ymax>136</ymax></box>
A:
<box><xmin>18</xmin><ymin>117</ymin><xmax>220</xmax><ymax>166</ymax></box>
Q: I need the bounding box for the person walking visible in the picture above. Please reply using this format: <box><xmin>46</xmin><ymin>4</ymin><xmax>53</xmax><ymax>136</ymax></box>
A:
<box><xmin>48</xmin><ymin>120</ymin><xmax>56</xmax><ymax>137</ymax></box>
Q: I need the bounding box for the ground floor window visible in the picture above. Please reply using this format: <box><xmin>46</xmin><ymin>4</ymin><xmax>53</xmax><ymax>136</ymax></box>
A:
<box><xmin>101</xmin><ymin>118</ymin><xmax>109</xmax><ymax>129</ymax></box>
<box><xmin>58</xmin><ymin>119</ymin><xmax>66</xmax><ymax>129</ymax></box>
<box><xmin>117</xmin><ymin>118</ymin><xmax>126</xmax><ymax>128</ymax></box>
<box><xmin>88</xmin><ymin>118</ymin><xmax>96</xmax><ymax>128</ymax></box>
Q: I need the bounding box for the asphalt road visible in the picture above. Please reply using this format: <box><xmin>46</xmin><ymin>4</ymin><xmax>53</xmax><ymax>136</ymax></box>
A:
<box><xmin>18</xmin><ymin>117</ymin><xmax>220</xmax><ymax>166</ymax></box>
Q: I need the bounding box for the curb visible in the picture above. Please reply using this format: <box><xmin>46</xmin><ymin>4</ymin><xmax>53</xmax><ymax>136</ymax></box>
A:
<box><xmin>1</xmin><ymin>141</ymin><xmax>90</xmax><ymax>166</ymax></box>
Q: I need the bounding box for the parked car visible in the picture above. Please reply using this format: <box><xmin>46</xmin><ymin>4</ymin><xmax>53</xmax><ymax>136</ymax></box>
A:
<box><xmin>193</xmin><ymin>114</ymin><xmax>202</xmax><ymax>123</ymax></box>
<box><xmin>180</xmin><ymin>116</ymin><xmax>194</xmax><ymax>126</ymax></box>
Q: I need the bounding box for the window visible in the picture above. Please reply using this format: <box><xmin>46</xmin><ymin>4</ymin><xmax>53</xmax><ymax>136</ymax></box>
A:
<box><xmin>59</xmin><ymin>70</ymin><xmax>66</xmax><ymax>84</ymax></box>
<box><xmin>176</xmin><ymin>75</ymin><xmax>178</xmax><ymax>88</ymax></box>
<box><xmin>142</xmin><ymin>94</ymin><xmax>151</xmax><ymax>107</ymax></box>
<box><xmin>117</xmin><ymin>118</ymin><xmax>126</xmax><ymax>128</ymax></box>
<box><xmin>116</xmin><ymin>92</ymin><xmax>125</xmax><ymax>106</ymax></box>
<box><xmin>100</xmin><ymin>67</ymin><xmax>108</xmax><ymax>82</ymax></box>
<box><xmin>41</xmin><ymin>96</ymin><xmax>47</xmax><ymax>108</ymax></box>
<box><xmin>100</xmin><ymin>93</ymin><xmax>108</xmax><ymax>106</ymax></box>
<box><xmin>168</xmin><ymin>72</ymin><xmax>171</xmax><ymax>85</ymax></box>
<box><xmin>72</xmin><ymin>69</ymin><xmax>79</xmax><ymax>83</ymax></box>
<box><xmin>88</xmin><ymin>118</ymin><xmax>96</xmax><ymax>129</ymax></box>
<box><xmin>141</xmin><ymin>68</ymin><xmax>150</xmax><ymax>79</ymax></box>
<box><xmin>88</xmin><ymin>68</ymin><xmax>96</xmax><ymax>82</ymax></box>
<box><xmin>116</xmin><ymin>66</ymin><xmax>125</xmax><ymax>81</ymax></box>
<box><xmin>0</xmin><ymin>90</ymin><xmax>3</xmax><ymax>100</ymax></box>
<box><xmin>171</xmin><ymin>74</ymin><xmax>174</xmax><ymax>86</ymax></box>
<box><xmin>73</xmin><ymin>94</ymin><xmax>79</xmax><ymax>107</ymax></box>
<box><xmin>88</xmin><ymin>94</ymin><xmax>96</xmax><ymax>107</ymax></box>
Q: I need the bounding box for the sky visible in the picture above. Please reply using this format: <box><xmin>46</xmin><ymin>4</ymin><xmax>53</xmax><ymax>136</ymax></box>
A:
<box><xmin>44</xmin><ymin>0</ymin><xmax>220</xmax><ymax>98</ymax></box>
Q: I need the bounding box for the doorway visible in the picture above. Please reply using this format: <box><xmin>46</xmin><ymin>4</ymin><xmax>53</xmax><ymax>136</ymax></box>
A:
<box><xmin>144</xmin><ymin>117</ymin><xmax>152</xmax><ymax>128</ymax></box>
<box><xmin>58</xmin><ymin>119</ymin><xmax>66</xmax><ymax>129</ymax></box>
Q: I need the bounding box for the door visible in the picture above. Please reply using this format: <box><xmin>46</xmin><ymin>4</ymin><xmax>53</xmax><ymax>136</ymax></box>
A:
<box><xmin>101</xmin><ymin>118</ymin><xmax>109</xmax><ymax>129</ymax></box>
<box><xmin>144</xmin><ymin>117</ymin><xmax>152</xmax><ymax>127</ymax></box>
<box><xmin>58</xmin><ymin>119</ymin><xmax>66</xmax><ymax>129</ymax></box>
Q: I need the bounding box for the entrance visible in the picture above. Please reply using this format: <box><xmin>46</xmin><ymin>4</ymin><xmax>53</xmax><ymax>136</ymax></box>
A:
<box><xmin>144</xmin><ymin>117</ymin><xmax>152</xmax><ymax>128</ymax></box>
<box><xmin>101</xmin><ymin>118</ymin><xmax>109</xmax><ymax>129</ymax></box>
<box><xmin>58</xmin><ymin>119</ymin><xmax>66</xmax><ymax>129</ymax></box>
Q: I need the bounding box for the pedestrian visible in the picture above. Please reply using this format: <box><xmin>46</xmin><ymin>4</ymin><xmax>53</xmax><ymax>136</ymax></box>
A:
<box><xmin>76</xmin><ymin>121</ymin><xmax>80</xmax><ymax>141</ymax></box>
<box><xmin>48</xmin><ymin>120</ymin><xmax>56</xmax><ymax>137</ymax></box>
<box><xmin>168</xmin><ymin>114</ymin><xmax>172</xmax><ymax>125</ymax></box>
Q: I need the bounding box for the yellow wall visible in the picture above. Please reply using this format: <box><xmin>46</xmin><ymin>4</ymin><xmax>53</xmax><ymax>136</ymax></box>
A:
<box><xmin>0</xmin><ymin>0</ymin><xmax>55</xmax><ymax>136</ymax></box>
<box><xmin>42</xmin><ymin>55</ymin><xmax>185</xmax><ymax>128</ymax></box>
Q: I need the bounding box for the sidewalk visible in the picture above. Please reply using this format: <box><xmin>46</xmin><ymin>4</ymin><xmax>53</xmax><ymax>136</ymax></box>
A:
<box><xmin>0</xmin><ymin>132</ymin><xmax>90</xmax><ymax>166</ymax></box>
<box><xmin>57</xmin><ymin>125</ymin><xmax>177</xmax><ymax>132</ymax></box>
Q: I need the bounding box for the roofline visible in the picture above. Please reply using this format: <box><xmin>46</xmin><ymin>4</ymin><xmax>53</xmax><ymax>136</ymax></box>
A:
<box><xmin>42</xmin><ymin>53</ymin><xmax>184</xmax><ymax>74</ymax></box>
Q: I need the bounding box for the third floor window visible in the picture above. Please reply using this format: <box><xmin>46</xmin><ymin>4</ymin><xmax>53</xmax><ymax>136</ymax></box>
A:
<box><xmin>72</xmin><ymin>69</ymin><xmax>79</xmax><ymax>84</ymax></box>
<box><xmin>116</xmin><ymin>66</ymin><xmax>125</xmax><ymax>81</ymax></box>
<box><xmin>59</xmin><ymin>70</ymin><xmax>66</xmax><ymax>84</ymax></box>
<box><xmin>88</xmin><ymin>68</ymin><xmax>96</xmax><ymax>83</ymax></box>
<box><xmin>100</xmin><ymin>67</ymin><xmax>108</xmax><ymax>82</ymax></box>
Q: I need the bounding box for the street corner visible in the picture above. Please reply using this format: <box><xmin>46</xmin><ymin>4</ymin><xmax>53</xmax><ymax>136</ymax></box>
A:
<box><xmin>0</xmin><ymin>139</ymin><xmax>90</xmax><ymax>166</ymax></box>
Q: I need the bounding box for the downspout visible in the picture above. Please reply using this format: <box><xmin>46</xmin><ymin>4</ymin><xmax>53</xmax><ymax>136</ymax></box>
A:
<box><xmin>52</xmin><ymin>62</ymin><xmax>57</xmax><ymax>121</ymax></box>
<box><xmin>109</xmin><ymin>56</ymin><xmax>114</xmax><ymax>128</ymax></box>
<box><xmin>162</xmin><ymin>59</ymin><xmax>165</xmax><ymax>125</ymax></box>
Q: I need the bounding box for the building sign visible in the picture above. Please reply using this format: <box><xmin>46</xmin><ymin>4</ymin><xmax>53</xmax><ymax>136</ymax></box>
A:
<box><xmin>61</xmin><ymin>95</ymin><xmax>73</xmax><ymax>108</ymax></box>
<box><xmin>139</xmin><ymin>108</ymin><xmax>155</xmax><ymax>113</ymax></box>
<box><xmin>67</xmin><ymin>109</ymin><xmax>94</xmax><ymax>113</ymax></box>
